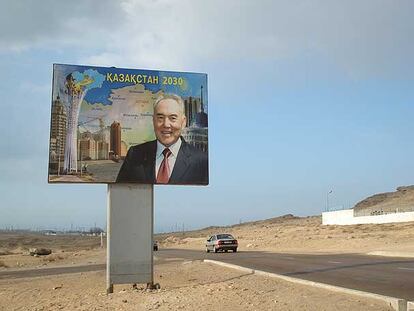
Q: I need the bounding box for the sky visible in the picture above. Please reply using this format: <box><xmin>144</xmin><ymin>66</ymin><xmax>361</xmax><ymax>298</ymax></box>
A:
<box><xmin>1</xmin><ymin>0</ymin><xmax>414</xmax><ymax>232</ymax></box>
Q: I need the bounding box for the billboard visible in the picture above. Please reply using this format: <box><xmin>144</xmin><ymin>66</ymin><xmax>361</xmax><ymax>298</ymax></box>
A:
<box><xmin>48</xmin><ymin>64</ymin><xmax>208</xmax><ymax>185</ymax></box>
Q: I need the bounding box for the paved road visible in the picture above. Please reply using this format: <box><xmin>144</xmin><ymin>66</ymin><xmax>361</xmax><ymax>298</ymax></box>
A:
<box><xmin>1</xmin><ymin>250</ymin><xmax>413</xmax><ymax>301</ymax></box>
<box><xmin>0</xmin><ymin>264</ymin><xmax>105</xmax><ymax>280</ymax></box>
<box><xmin>157</xmin><ymin>249</ymin><xmax>414</xmax><ymax>301</ymax></box>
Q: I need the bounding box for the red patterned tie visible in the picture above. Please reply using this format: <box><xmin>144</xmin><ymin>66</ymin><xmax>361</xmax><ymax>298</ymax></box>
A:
<box><xmin>156</xmin><ymin>148</ymin><xmax>172</xmax><ymax>184</ymax></box>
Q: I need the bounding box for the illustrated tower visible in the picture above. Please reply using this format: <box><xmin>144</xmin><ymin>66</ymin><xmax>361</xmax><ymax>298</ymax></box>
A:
<box><xmin>63</xmin><ymin>74</ymin><xmax>88</xmax><ymax>173</ymax></box>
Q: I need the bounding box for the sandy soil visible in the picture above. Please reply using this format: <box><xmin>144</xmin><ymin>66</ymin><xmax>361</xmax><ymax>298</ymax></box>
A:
<box><xmin>159</xmin><ymin>215</ymin><xmax>414</xmax><ymax>257</ymax></box>
<box><xmin>0</xmin><ymin>260</ymin><xmax>393</xmax><ymax>311</ymax></box>
<box><xmin>0</xmin><ymin>233</ymin><xmax>104</xmax><ymax>269</ymax></box>
<box><xmin>0</xmin><ymin>215</ymin><xmax>412</xmax><ymax>310</ymax></box>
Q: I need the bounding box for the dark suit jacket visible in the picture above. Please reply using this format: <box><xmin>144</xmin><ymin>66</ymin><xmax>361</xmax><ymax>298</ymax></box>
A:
<box><xmin>116</xmin><ymin>138</ymin><xmax>208</xmax><ymax>185</ymax></box>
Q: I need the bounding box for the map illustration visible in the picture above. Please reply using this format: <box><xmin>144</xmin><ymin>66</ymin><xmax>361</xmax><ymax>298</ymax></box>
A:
<box><xmin>48</xmin><ymin>64</ymin><xmax>208</xmax><ymax>183</ymax></box>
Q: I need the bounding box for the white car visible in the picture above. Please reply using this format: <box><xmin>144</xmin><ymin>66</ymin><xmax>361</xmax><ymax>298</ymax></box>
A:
<box><xmin>206</xmin><ymin>234</ymin><xmax>238</xmax><ymax>253</ymax></box>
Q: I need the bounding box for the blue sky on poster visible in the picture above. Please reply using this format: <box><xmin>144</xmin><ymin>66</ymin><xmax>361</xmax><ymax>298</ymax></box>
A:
<box><xmin>0</xmin><ymin>0</ymin><xmax>413</xmax><ymax>232</ymax></box>
<box><xmin>53</xmin><ymin>64</ymin><xmax>207</xmax><ymax>108</ymax></box>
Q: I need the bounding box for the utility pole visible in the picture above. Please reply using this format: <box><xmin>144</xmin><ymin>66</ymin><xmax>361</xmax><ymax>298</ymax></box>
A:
<box><xmin>326</xmin><ymin>190</ymin><xmax>333</xmax><ymax>211</ymax></box>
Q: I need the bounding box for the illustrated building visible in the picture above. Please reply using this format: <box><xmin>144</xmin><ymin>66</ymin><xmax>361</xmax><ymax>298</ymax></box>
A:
<box><xmin>78</xmin><ymin>136</ymin><xmax>96</xmax><ymax>160</ymax></box>
<box><xmin>110</xmin><ymin>121</ymin><xmax>121</xmax><ymax>156</ymax></box>
<box><xmin>121</xmin><ymin>141</ymin><xmax>128</xmax><ymax>158</ymax></box>
<box><xmin>49</xmin><ymin>95</ymin><xmax>67</xmax><ymax>166</ymax></box>
<box><xmin>183</xmin><ymin>86</ymin><xmax>208</xmax><ymax>128</ymax></box>
<box><xmin>184</xmin><ymin>96</ymin><xmax>201</xmax><ymax>127</ymax></box>
<box><xmin>97</xmin><ymin>141</ymin><xmax>109</xmax><ymax>160</ymax></box>
<box><xmin>93</xmin><ymin>124</ymin><xmax>110</xmax><ymax>160</ymax></box>
<box><xmin>182</xmin><ymin>85</ymin><xmax>208</xmax><ymax>152</ymax></box>
<box><xmin>78</xmin><ymin>131</ymin><xmax>109</xmax><ymax>161</ymax></box>
<box><xmin>181</xmin><ymin>127</ymin><xmax>208</xmax><ymax>152</ymax></box>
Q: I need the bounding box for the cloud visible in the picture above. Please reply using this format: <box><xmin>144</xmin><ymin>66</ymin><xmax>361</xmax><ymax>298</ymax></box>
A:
<box><xmin>0</xmin><ymin>0</ymin><xmax>124</xmax><ymax>51</ymax></box>
<box><xmin>1</xmin><ymin>0</ymin><xmax>413</xmax><ymax>77</ymax></box>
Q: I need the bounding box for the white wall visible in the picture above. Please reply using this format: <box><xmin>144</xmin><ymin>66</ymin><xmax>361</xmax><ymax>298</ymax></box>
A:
<box><xmin>322</xmin><ymin>209</ymin><xmax>414</xmax><ymax>225</ymax></box>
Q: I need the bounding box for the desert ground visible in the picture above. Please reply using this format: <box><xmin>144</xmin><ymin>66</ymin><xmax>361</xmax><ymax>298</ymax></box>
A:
<box><xmin>158</xmin><ymin>215</ymin><xmax>414</xmax><ymax>257</ymax></box>
<box><xmin>1</xmin><ymin>215</ymin><xmax>413</xmax><ymax>310</ymax></box>
<box><xmin>0</xmin><ymin>260</ymin><xmax>394</xmax><ymax>311</ymax></box>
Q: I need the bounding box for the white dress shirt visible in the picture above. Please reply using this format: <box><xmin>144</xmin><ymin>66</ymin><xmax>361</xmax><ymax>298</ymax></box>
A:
<box><xmin>155</xmin><ymin>138</ymin><xmax>182</xmax><ymax>178</ymax></box>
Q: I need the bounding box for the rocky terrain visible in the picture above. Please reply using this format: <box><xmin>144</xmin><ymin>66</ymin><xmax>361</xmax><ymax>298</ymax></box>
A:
<box><xmin>354</xmin><ymin>185</ymin><xmax>414</xmax><ymax>215</ymax></box>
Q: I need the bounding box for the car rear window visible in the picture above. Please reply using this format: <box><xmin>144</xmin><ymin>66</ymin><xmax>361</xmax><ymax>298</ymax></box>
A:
<box><xmin>217</xmin><ymin>234</ymin><xmax>234</xmax><ymax>239</ymax></box>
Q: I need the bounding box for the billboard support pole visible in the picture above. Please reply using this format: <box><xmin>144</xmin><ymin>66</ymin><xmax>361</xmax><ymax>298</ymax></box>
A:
<box><xmin>106</xmin><ymin>183</ymin><xmax>154</xmax><ymax>294</ymax></box>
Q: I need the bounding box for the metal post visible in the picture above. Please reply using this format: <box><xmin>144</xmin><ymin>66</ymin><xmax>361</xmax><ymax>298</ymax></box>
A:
<box><xmin>326</xmin><ymin>190</ymin><xmax>332</xmax><ymax>212</ymax></box>
<box><xmin>326</xmin><ymin>192</ymin><xmax>329</xmax><ymax>212</ymax></box>
<box><xmin>106</xmin><ymin>184</ymin><xmax>154</xmax><ymax>294</ymax></box>
<box><xmin>106</xmin><ymin>185</ymin><xmax>112</xmax><ymax>294</ymax></box>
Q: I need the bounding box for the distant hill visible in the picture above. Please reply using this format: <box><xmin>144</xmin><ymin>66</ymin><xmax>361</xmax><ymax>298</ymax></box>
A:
<box><xmin>155</xmin><ymin>214</ymin><xmax>319</xmax><ymax>241</ymax></box>
<box><xmin>354</xmin><ymin>186</ymin><xmax>414</xmax><ymax>216</ymax></box>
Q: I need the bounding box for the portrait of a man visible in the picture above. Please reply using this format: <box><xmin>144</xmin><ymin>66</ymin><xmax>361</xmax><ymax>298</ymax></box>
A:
<box><xmin>116</xmin><ymin>94</ymin><xmax>209</xmax><ymax>185</ymax></box>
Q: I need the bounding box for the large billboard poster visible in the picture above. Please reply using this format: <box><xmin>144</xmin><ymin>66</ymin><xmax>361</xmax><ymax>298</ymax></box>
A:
<box><xmin>48</xmin><ymin>64</ymin><xmax>208</xmax><ymax>185</ymax></box>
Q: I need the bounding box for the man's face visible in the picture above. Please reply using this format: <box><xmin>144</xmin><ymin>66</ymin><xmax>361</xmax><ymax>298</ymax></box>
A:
<box><xmin>153</xmin><ymin>98</ymin><xmax>186</xmax><ymax>147</ymax></box>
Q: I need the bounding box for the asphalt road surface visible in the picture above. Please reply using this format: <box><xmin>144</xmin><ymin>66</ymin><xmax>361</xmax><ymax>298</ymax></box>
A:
<box><xmin>158</xmin><ymin>249</ymin><xmax>414</xmax><ymax>301</ymax></box>
<box><xmin>1</xmin><ymin>250</ymin><xmax>413</xmax><ymax>301</ymax></box>
<box><xmin>0</xmin><ymin>264</ymin><xmax>105</xmax><ymax>280</ymax></box>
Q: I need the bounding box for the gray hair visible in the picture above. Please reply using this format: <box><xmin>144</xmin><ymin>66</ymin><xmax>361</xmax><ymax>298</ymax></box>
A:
<box><xmin>154</xmin><ymin>94</ymin><xmax>185</xmax><ymax>114</ymax></box>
